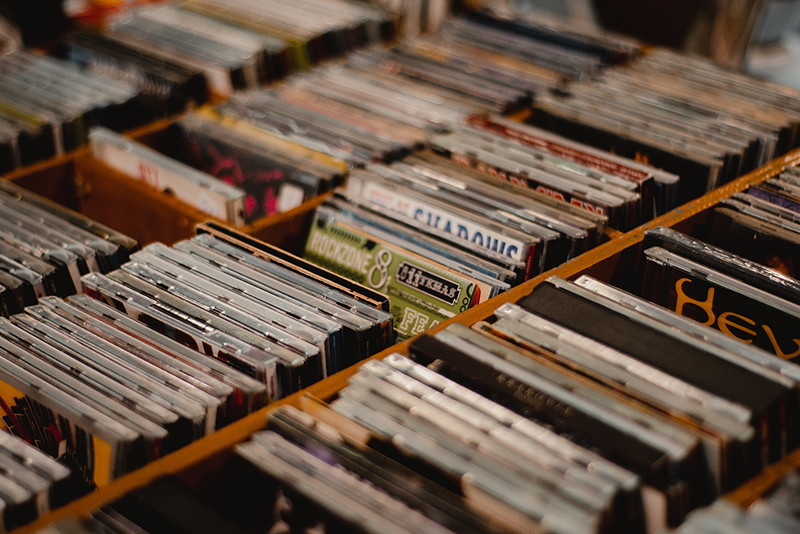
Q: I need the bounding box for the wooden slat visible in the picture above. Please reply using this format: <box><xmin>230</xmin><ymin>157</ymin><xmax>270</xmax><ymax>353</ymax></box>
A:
<box><xmin>726</xmin><ymin>447</ymin><xmax>800</xmax><ymax>508</ymax></box>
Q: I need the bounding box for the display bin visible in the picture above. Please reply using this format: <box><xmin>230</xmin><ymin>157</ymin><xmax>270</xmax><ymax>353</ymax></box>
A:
<box><xmin>8</xmin><ymin>145</ymin><xmax>800</xmax><ymax>534</ymax></box>
<box><xmin>1</xmin><ymin>119</ymin><xmax>336</xmax><ymax>250</ymax></box>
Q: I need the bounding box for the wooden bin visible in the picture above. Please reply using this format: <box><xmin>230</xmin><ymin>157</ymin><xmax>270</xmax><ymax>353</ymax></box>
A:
<box><xmin>10</xmin><ymin>147</ymin><xmax>800</xmax><ymax>534</ymax></box>
<box><xmin>1</xmin><ymin>119</ymin><xmax>334</xmax><ymax>250</ymax></box>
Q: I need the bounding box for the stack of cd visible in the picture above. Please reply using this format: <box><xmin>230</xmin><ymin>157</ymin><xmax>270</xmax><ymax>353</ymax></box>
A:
<box><xmin>0</xmin><ymin>179</ymin><xmax>138</xmax><ymax>314</ymax></box>
<box><xmin>335</xmin><ymin>9</ymin><xmax>641</xmax><ymax>119</ymax></box>
<box><xmin>0</xmin><ymin>432</ymin><xmax>76</xmax><ymax>532</ymax></box>
<box><xmin>56</xmin><ymin>0</ymin><xmax>397</xmax><ymax>103</ymax></box>
<box><xmin>31</xmin><ymin>270</ymin><xmax>800</xmax><ymax>534</ymax></box>
<box><xmin>81</xmin><ymin>221</ymin><xmax>393</xmax><ymax>400</ymax></box>
<box><xmin>353</xmin><ymin>8</ymin><xmax>641</xmax><ymax>114</ymax></box>
<box><xmin>528</xmin><ymin>49</ymin><xmax>800</xmax><ymax>205</ymax></box>
<box><xmin>629</xmin><ymin>164</ymin><xmax>800</xmax><ymax>367</ymax></box>
<box><xmin>449</xmin><ymin>10</ymin><xmax>639</xmax><ymax>77</ymax></box>
<box><xmin>94</xmin><ymin>4</ymin><xmax>292</xmax><ymax>97</ymax></box>
<box><xmin>706</xmin><ymin>168</ymin><xmax>800</xmax><ymax>287</ymax></box>
<box><xmin>88</xmin><ymin>114</ymin><xmax>343</xmax><ymax>227</ymax></box>
<box><xmin>213</xmin><ymin>64</ymin><xmax>481</xmax><ymax>164</ymax></box>
<box><xmin>208</xmin><ymin>86</ymin><xmax>427</xmax><ymax>166</ymax></box>
<box><xmin>0</xmin><ymin>292</ymin><xmax>265</xmax><ymax>490</ymax></box>
<box><xmin>305</xmin><ymin>196</ymin><xmax>496</xmax><ymax>341</ymax></box>
<box><xmin>637</xmin><ymin>228</ymin><xmax>800</xmax><ymax>366</ymax></box>
<box><xmin>41</xmin><ymin>394</ymin><xmax>640</xmax><ymax>534</ymax></box>
<box><xmin>0</xmin><ymin>51</ymin><xmax>140</xmax><ymax>172</ymax></box>
<box><xmin>745</xmin><ymin>165</ymin><xmax>800</xmax><ymax>225</ymax></box>
<box><xmin>301</xmin><ymin>148</ymin><xmax>611</xmax><ymax>339</ymax></box>
<box><xmin>327</xmin><ymin>351</ymin><xmax>649</xmax><ymax>533</ymax></box>
<box><xmin>178</xmin><ymin>0</ymin><xmax>397</xmax><ymax>70</ymax></box>
<box><xmin>340</xmin><ymin>44</ymin><xmax>538</xmax><ymax>118</ymax></box>
<box><xmin>432</xmin><ymin>115</ymin><xmax>680</xmax><ymax>226</ymax></box>
<box><xmin>510</xmin><ymin>275</ymin><xmax>797</xmax><ymax>480</ymax></box>
<box><xmin>371</xmin><ymin>272</ymin><xmax>800</xmax><ymax>529</ymax></box>
<box><xmin>238</xmin><ymin>400</ymin><xmax>634</xmax><ymax>534</ymax></box>
<box><xmin>63</xmin><ymin>4</ymin><xmax>645</xmax><ymax>168</ymax></box>
<box><xmin>56</xmin><ymin>29</ymin><xmax>211</xmax><ymax>119</ymax></box>
<box><xmin>0</xmin><ymin>221</ymin><xmax>403</xmax><ymax>491</ymax></box>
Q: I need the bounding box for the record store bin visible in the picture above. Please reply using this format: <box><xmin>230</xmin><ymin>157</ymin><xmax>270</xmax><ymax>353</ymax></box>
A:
<box><xmin>0</xmin><ymin>141</ymin><xmax>797</xmax><ymax>534</ymax></box>
<box><xmin>3</xmin><ymin>3</ymin><xmax>800</xmax><ymax>533</ymax></box>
